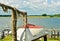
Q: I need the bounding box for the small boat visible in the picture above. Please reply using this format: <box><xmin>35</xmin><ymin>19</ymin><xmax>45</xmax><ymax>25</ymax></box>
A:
<box><xmin>17</xmin><ymin>24</ymin><xmax>43</xmax><ymax>41</ymax></box>
<box><xmin>23</xmin><ymin>24</ymin><xmax>43</xmax><ymax>35</ymax></box>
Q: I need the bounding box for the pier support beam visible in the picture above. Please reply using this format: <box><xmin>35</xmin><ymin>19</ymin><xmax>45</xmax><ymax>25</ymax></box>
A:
<box><xmin>57</xmin><ymin>32</ymin><xmax>59</xmax><ymax>38</ymax></box>
<box><xmin>44</xmin><ymin>35</ymin><xmax>47</xmax><ymax>41</ymax></box>
<box><xmin>23</xmin><ymin>12</ymin><xmax>27</xmax><ymax>41</ymax></box>
<box><xmin>1</xmin><ymin>31</ymin><xmax>4</xmax><ymax>39</ymax></box>
<box><xmin>12</xmin><ymin>9</ymin><xmax>17</xmax><ymax>41</ymax></box>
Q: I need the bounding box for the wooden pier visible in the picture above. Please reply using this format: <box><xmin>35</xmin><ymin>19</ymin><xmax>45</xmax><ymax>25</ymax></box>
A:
<box><xmin>45</xmin><ymin>29</ymin><xmax>60</xmax><ymax>38</ymax></box>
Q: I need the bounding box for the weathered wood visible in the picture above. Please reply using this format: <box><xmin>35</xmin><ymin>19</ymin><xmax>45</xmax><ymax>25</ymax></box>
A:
<box><xmin>54</xmin><ymin>30</ymin><xmax>55</xmax><ymax>38</ymax></box>
<box><xmin>0</xmin><ymin>3</ymin><xmax>27</xmax><ymax>41</ymax></box>
<box><xmin>12</xmin><ymin>9</ymin><xmax>17</xmax><ymax>41</ymax></box>
<box><xmin>51</xmin><ymin>31</ymin><xmax>52</xmax><ymax>38</ymax></box>
<box><xmin>23</xmin><ymin>12</ymin><xmax>27</xmax><ymax>27</ymax></box>
<box><xmin>57</xmin><ymin>32</ymin><xmax>59</xmax><ymax>38</ymax></box>
<box><xmin>44</xmin><ymin>35</ymin><xmax>47</xmax><ymax>41</ymax></box>
<box><xmin>23</xmin><ymin>12</ymin><xmax>27</xmax><ymax>41</ymax></box>
<box><xmin>51</xmin><ymin>30</ymin><xmax>60</xmax><ymax>38</ymax></box>
<box><xmin>32</xmin><ymin>35</ymin><xmax>47</xmax><ymax>41</ymax></box>
<box><xmin>0</xmin><ymin>3</ymin><xmax>26</xmax><ymax>15</ymax></box>
<box><xmin>1</xmin><ymin>31</ymin><xmax>4</xmax><ymax>39</ymax></box>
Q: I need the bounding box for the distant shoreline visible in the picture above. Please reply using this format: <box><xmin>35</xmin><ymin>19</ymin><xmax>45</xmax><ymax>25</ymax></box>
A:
<box><xmin>0</xmin><ymin>15</ymin><xmax>11</xmax><ymax>17</ymax></box>
<box><xmin>0</xmin><ymin>15</ymin><xmax>60</xmax><ymax>18</ymax></box>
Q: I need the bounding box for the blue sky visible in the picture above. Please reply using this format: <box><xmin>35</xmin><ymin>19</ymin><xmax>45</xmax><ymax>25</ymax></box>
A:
<box><xmin>0</xmin><ymin>0</ymin><xmax>60</xmax><ymax>15</ymax></box>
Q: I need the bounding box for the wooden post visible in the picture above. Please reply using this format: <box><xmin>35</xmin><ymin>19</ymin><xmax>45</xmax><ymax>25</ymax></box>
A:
<box><xmin>12</xmin><ymin>9</ymin><xmax>17</xmax><ymax>41</ymax></box>
<box><xmin>23</xmin><ymin>12</ymin><xmax>27</xmax><ymax>41</ymax></box>
<box><xmin>57</xmin><ymin>32</ymin><xmax>59</xmax><ymax>38</ymax></box>
<box><xmin>23</xmin><ymin>12</ymin><xmax>27</xmax><ymax>27</ymax></box>
<box><xmin>51</xmin><ymin>31</ymin><xmax>52</xmax><ymax>38</ymax></box>
<box><xmin>44</xmin><ymin>35</ymin><xmax>47</xmax><ymax>41</ymax></box>
<box><xmin>32</xmin><ymin>40</ymin><xmax>36</xmax><ymax>41</ymax></box>
<box><xmin>1</xmin><ymin>31</ymin><xmax>4</xmax><ymax>39</ymax></box>
<box><xmin>54</xmin><ymin>30</ymin><xmax>55</xmax><ymax>38</ymax></box>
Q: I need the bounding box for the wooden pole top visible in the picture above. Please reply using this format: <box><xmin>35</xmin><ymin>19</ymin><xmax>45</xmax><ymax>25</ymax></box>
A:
<box><xmin>0</xmin><ymin>3</ymin><xmax>27</xmax><ymax>16</ymax></box>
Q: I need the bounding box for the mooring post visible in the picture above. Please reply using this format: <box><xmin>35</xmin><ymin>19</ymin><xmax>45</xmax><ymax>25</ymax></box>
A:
<box><xmin>51</xmin><ymin>31</ymin><xmax>52</xmax><ymax>38</ymax></box>
<box><xmin>1</xmin><ymin>31</ymin><xmax>4</xmax><ymax>39</ymax></box>
<box><xmin>54</xmin><ymin>30</ymin><xmax>55</xmax><ymax>38</ymax></box>
<box><xmin>23</xmin><ymin>12</ymin><xmax>27</xmax><ymax>41</ymax></box>
<box><xmin>57</xmin><ymin>32</ymin><xmax>59</xmax><ymax>38</ymax></box>
<box><xmin>12</xmin><ymin>9</ymin><xmax>17</xmax><ymax>41</ymax></box>
<box><xmin>23</xmin><ymin>12</ymin><xmax>27</xmax><ymax>27</ymax></box>
<box><xmin>44</xmin><ymin>35</ymin><xmax>47</xmax><ymax>41</ymax></box>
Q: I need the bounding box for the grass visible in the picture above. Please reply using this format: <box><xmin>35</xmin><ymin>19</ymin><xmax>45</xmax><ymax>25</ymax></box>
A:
<box><xmin>0</xmin><ymin>34</ymin><xmax>60</xmax><ymax>41</ymax></box>
<box><xmin>34</xmin><ymin>37</ymin><xmax>60</xmax><ymax>41</ymax></box>
<box><xmin>36</xmin><ymin>38</ymin><xmax>60</xmax><ymax>41</ymax></box>
<box><xmin>27</xmin><ymin>16</ymin><xmax>50</xmax><ymax>18</ymax></box>
<box><xmin>48</xmin><ymin>38</ymin><xmax>60</xmax><ymax>41</ymax></box>
<box><xmin>0</xmin><ymin>39</ymin><xmax>3</xmax><ymax>41</ymax></box>
<box><xmin>3</xmin><ymin>34</ymin><xmax>12</xmax><ymax>41</ymax></box>
<box><xmin>26</xmin><ymin>16</ymin><xmax>60</xmax><ymax>18</ymax></box>
<box><xmin>35</xmin><ymin>39</ymin><xmax>43</xmax><ymax>41</ymax></box>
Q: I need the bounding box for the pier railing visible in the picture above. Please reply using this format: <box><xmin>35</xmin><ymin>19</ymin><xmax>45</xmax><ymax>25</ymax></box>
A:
<box><xmin>45</xmin><ymin>29</ymin><xmax>60</xmax><ymax>38</ymax></box>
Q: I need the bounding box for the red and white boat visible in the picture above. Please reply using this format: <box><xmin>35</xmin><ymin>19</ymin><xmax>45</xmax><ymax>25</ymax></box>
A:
<box><xmin>17</xmin><ymin>24</ymin><xmax>44</xmax><ymax>41</ymax></box>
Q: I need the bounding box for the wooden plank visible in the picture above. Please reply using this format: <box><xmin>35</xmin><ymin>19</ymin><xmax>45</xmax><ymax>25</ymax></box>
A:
<box><xmin>32</xmin><ymin>35</ymin><xmax>47</xmax><ymax>41</ymax></box>
<box><xmin>44</xmin><ymin>35</ymin><xmax>47</xmax><ymax>41</ymax></box>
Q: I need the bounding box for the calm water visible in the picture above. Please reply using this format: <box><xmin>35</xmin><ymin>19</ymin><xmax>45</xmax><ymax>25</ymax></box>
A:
<box><xmin>0</xmin><ymin>17</ymin><xmax>60</xmax><ymax>31</ymax></box>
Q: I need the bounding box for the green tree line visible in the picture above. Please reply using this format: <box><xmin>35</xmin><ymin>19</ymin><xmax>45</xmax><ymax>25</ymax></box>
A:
<box><xmin>0</xmin><ymin>15</ymin><xmax>11</xmax><ymax>17</ymax></box>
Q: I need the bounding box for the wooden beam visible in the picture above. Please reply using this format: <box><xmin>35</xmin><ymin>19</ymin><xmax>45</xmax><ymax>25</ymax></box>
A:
<box><xmin>44</xmin><ymin>35</ymin><xmax>47</xmax><ymax>41</ymax></box>
<box><xmin>0</xmin><ymin>3</ymin><xmax>14</xmax><ymax>10</ymax></box>
<box><xmin>32</xmin><ymin>35</ymin><xmax>47</xmax><ymax>41</ymax></box>
<box><xmin>12</xmin><ymin>9</ymin><xmax>17</xmax><ymax>41</ymax></box>
<box><xmin>23</xmin><ymin>12</ymin><xmax>27</xmax><ymax>27</ymax></box>
<box><xmin>0</xmin><ymin>3</ymin><xmax>26</xmax><ymax>15</ymax></box>
<box><xmin>57</xmin><ymin>32</ymin><xmax>59</xmax><ymax>38</ymax></box>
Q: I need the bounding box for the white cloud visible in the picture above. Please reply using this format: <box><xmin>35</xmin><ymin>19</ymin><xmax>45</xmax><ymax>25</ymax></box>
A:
<box><xmin>0</xmin><ymin>0</ymin><xmax>60</xmax><ymax>15</ymax></box>
<box><xmin>0</xmin><ymin>0</ymin><xmax>50</xmax><ymax>8</ymax></box>
<box><xmin>0</xmin><ymin>0</ymin><xmax>60</xmax><ymax>8</ymax></box>
<box><xmin>56</xmin><ymin>2</ymin><xmax>60</xmax><ymax>5</ymax></box>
